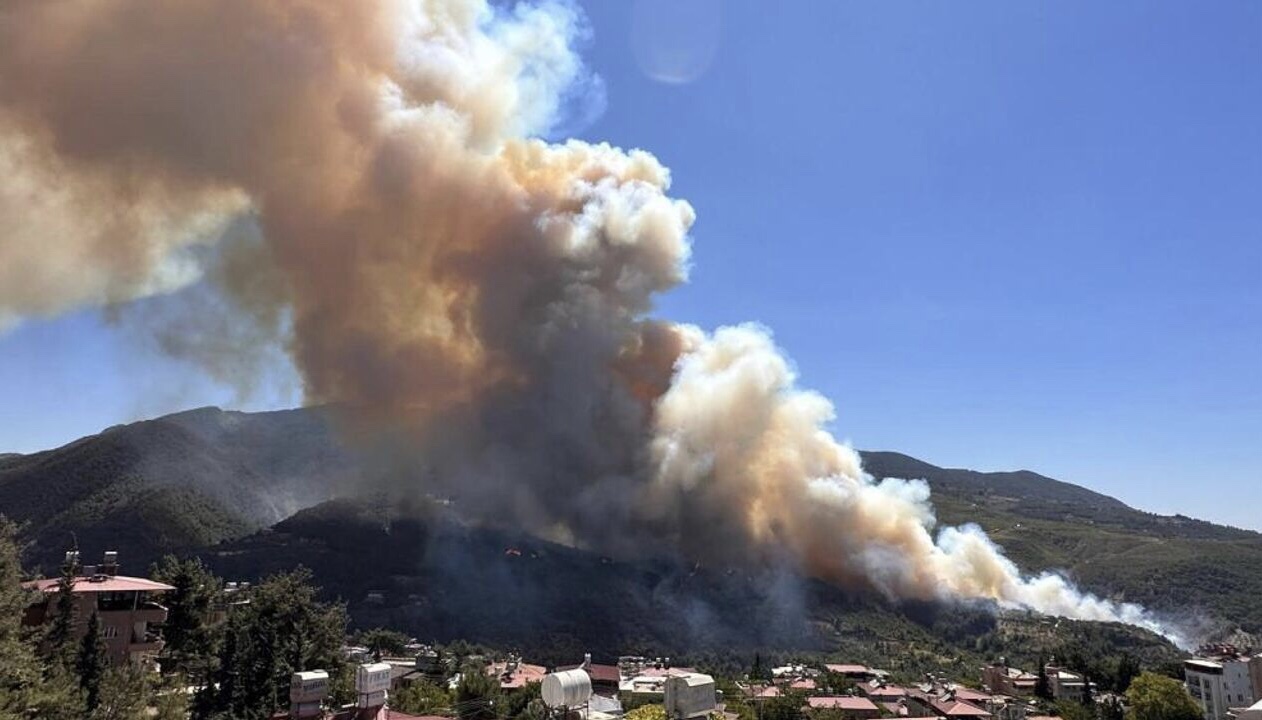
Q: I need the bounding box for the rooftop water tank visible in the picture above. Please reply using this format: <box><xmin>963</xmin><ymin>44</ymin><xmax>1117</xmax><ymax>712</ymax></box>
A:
<box><xmin>542</xmin><ymin>668</ymin><xmax>592</xmax><ymax>708</ymax></box>
<box><xmin>665</xmin><ymin>673</ymin><xmax>716</xmax><ymax>720</ymax></box>
<box><xmin>290</xmin><ymin>670</ymin><xmax>330</xmax><ymax>704</ymax></box>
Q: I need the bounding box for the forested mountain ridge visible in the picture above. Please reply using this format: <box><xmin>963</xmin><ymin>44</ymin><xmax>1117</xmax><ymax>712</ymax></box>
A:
<box><xmin>1</xmin><ymin>407</ymin><xmax>1259</xmax><ymax>637</ymax></box>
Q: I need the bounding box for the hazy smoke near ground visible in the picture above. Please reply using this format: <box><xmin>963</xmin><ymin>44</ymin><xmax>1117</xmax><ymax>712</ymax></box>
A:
<box><xmin>0</xmin><ymin>0</ymin><xmax>1178</xmax><ymax>641</ymax></box>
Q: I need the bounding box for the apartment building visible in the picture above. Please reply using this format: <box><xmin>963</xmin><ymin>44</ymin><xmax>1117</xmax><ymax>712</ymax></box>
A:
<box><xmin>1185</xmin><ymin>655</ymin><xmax>1262</xmax><ymax>720</ymax></box>
<box><xmin>23</xmin><ymin>551</ymin><xmax>175</xmax><ymax>667</ymax></box>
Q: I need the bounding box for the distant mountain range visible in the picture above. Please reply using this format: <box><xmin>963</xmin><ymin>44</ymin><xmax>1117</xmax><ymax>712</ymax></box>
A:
<box><xmin>2</xmin><ymin>406</ymin><xmax>1259</xmax><ymax>659</ymax></box>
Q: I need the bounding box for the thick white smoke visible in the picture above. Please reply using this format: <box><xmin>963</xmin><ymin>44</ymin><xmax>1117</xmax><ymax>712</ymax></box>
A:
<box><xmin>0</xmin><ymin>0</ymin><xmax>1177</xmax><ymax>642</ymax></box>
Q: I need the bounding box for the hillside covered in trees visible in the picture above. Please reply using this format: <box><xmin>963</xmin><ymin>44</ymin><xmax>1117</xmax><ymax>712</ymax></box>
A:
<box><xmin>1</xmin><ymin>407</ymin><xmax>1259</xmax><ymax>656</ymax></box>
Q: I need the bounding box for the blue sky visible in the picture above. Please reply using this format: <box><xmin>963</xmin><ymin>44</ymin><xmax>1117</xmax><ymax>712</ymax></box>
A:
<box><xmin>2</xmin><ymin>0</ymin><xmax>1260</xmax><ymax>529</ymax></box>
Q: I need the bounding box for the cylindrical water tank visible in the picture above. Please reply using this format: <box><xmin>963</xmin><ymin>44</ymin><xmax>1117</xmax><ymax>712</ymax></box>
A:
<box><xmin>542</xmin><ymin>669</ymin><xmax>592</xmax><ymax>708</ymax></box>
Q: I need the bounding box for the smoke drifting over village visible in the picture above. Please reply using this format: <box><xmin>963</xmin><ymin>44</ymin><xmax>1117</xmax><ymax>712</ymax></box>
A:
<box><xmin>0</xmin><ymin>0</ymin><xmax>1175</xmax><ymax>640</ymax></box>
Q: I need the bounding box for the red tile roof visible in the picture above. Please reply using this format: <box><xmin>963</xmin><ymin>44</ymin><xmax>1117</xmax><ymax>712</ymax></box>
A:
<box><xmin>557</xmin><ymin>663</ymin><xmax>620</xmax><ymax>684</ymax></box>
<box><xmin>24</xmin><ymin>576</ymin><xmax>175</xmax><ymax>594</ymax></box>
<box><xmin>756</xmin><ymin>686</ymin><xmax>782</xmax><ymax>698</ymax></box>
<box><xmin>938</xmin><ymin>701</ymin><xmax>991</xmax><ymax>718</ymax></box>
<box><xmin>807</xmin><ymin>697</ymin><xmax>879</xmax><ymax>712</ymax></box>
<box><xmin>951</xmin><ymin>689</ymin><xmax>992</xmax><ymax>704</ymax></box>
<box><xmin>862</xmin><ymin>685</ymin><xmax>908</xmax><ymax>698</ymax></box>
<box><xmin>486</xmin><ymin>662</ymin><xmax>546</xmax><ymax>689</ymax></box>
<box><xmin>790</xmin><ymin>679</ymin><xmax>818</xmax><ymax>691</ymax></box>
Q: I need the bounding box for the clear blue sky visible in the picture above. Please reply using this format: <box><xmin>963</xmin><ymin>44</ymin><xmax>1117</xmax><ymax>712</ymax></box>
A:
<box><xmin>2</xmin><ymin>1</ymin><xmax>1259</xmax><ymax>529</ymax></box>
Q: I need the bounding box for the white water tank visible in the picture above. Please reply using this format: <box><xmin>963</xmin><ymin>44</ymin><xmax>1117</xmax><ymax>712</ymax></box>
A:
<box><xmin>290</xmin><ymin>670</ymin><xmax>330</xmax><ymax>704</ymax></box>
<box><xmin>357</xmin><ymin>663</ymin><xmax>393</xmax><ymax>694</ymax></box>
<box><xmin>542</xmin><ymin>669</ymin><xmax>593</xmax><ymax>708</ymax></box>
<box><xmin>665</xmin><ymin>673</ymin><xmax>716</xmax><ymax>720</ymax></box>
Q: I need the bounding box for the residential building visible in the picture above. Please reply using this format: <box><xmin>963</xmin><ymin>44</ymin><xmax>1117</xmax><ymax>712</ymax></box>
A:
<box><xmin>905</xmin><ymin>686</ymin><xmax>994</xmax><ymax>720</ymax></box>
<box><xmin>558</xmin><ymin>653</ymin><xmax>622</xmax><ymax>694</ymax></box>
<box><xmin>1045</xmin><ymin>663</ymin><xmax>1088</xmax><ymax>703</ymax></box>
<box><xmin>22</xmin><ymin>551</ymin><xmax>174</xmax><ymax>668</ymax></box>
<box><xmin>859</xmin><ymin>682</ymin><xmax>908</xmax><ymax>702</ymax></box>
<box><xmin>487</xmin><ymin>657</ymin><xmax>547</xmax><ymax>690</ymax></box>
<box><xmin>983</xmin><ymin>665</ymin><xmax>1038</xmax><ymax>697</ymax></box>
<box><xmin>1229</xmin><ymin>699</ymin><xmax>1262</xmax><ymax>720</ymax></box>
<box><xmin>1185</xmin><ymin>654</ymin><xmax>1262</xmax><ymax>720</ymax></box>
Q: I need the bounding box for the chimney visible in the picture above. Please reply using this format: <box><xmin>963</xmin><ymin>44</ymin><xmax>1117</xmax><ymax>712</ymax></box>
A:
<box><xmin>101</xmin><ymin>551</ymin><xmax>119</xmax><ymax>576</ymax></box>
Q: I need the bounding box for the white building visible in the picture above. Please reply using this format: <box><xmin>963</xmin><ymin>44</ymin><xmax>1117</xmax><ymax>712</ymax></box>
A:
<box><xmin>1184</xmin><ymin>657</ymin><xmax>1262</xmax><ymax>720</ymax></box>
<box><xmin>1230</xmin><ymin>699</ymin><xmax>1262</xmax><ymax>720</ymax></box>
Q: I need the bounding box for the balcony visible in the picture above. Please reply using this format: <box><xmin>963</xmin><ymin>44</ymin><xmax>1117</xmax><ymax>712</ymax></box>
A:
<box><xmin>133</xmin><ymin>601</ymin><xmax>168</xmax><ymax>624</ymax></box>
<box><xmin>129</xmin><ymin>628</ymin><xmax>165</xmax><ymax>653</ymax></box>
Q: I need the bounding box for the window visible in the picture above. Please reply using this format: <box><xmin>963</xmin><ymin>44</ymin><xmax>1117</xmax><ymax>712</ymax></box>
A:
<box><xmin>102</xmin><ymin>625</ymin><xmax>119</xmax><ymax>639</ymax></box>
<box><xmin>96</xmin><ymin>591</ymin><xmax>137</xmax><ymax>612</ymax></box>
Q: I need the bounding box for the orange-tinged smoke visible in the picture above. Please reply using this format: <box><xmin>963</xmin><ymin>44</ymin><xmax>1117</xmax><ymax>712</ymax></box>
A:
<box><xmin>0</xmin><ymin>0</ymin><xmax>1180</xmax><ymax>643</ymax></box>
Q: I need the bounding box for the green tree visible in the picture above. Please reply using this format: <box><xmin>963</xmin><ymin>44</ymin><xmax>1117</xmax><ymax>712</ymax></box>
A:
<box><xmin>1056</xmin><ymin>700</ymin><xmax>1096</xmax><ymax>720</ymax></box>
<box><xmin>78</xmin><ymin>611</ymin><xmax>109</xmax><ymax>712</ymax></box>
<box><xmin>152</xmin><ymin>673</ymin><xmax>191</xmax><ymax>720</ymax></box>
<box><xmin>1036</xmin><ymin>655</ymin><xmax>1052</xmax><ymax>701</ymax></box>
<box><xmin>151</xmin><ymin>555</ymin><xmax>222</xmax><ymax>681</ymax></box>
<box><xmin>1125</xmin><ymin>672</ymin><xmax>1202</xmax><ymax>720</ymax></box>
<box><xmin>0</xmin><ymin>518</ymin><xmax>80</xmax><ymax>719</ymax></box>
<box><xmin>0</xmin><ymin>516</ymin><xmax>46</xmax><ymax>714</ymax></box>
<box><xmin>501</xmin><ymin>678</ymin><xmax>542</xmax><ymax>720</ymax></box>
<box><xmin>91</xmin><ymin>665</ymin><xmax>150</xmax><ymax>720</ymax></box>
<box><xmin>761</xmin><ymin>692</ymin><xmax>806</xmax><ymax>720</ymax></box>
<box><xmin>44</xmin><ymin>546</ymin><xmax>81</xmax><ymax>671</ymax></box>
<box><xmin>1100</xmin><ymin>695</ymin><xmax>1126</xmax><ymax>720</ymax></box>
<box><xmin>199</xmin><ymin>568</ymin><xmax>349</xmax><ymax>719</ymax></box>
<box><xmin>355</xmin><ymin>627</ymin><xmax>411</xmax><ymax>659</ymax></box>
<box><xmin>454</xmin><ymin>661</ymin><xmax>500</xmax><ymax>720</ymax></box>
<box><xmin>393</xmin><ymin>681</ymin><xmax>453</xmax><ymax>716</ymax></box>
<box><xmin>626</xmin><ymin>705</ymin><xmax>667</xmax><ymax>720</ymax></box>
<box><xmin>1115</xmin><ymin>655</ymin><xmax>1142</xmax><ymax>693</ymax></box>
<box><xmin>751</xmin><ymin>654</ymin><xmax>769</xmax><ymax>682</ymax></box>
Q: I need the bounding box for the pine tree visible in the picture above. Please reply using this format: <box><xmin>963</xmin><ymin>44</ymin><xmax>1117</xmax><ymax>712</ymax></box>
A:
<box><xmin>45</xmin><ymin>545</ymin><xmax>81</xmax><ymax>671</ymax></box>
<box><xmin>0</xmin><ymin>515</ymin><xmax>42</xmax><ymax>715</ymax></box>
<box><xmin>150</xmin><ymin>555</ymin><xmax>222</xmax><ymax>682</ymax></box>
<box><xmin>78</xmin><ymin>611</ymin><xmax>109</xmax><ymax>712</ymax></box>
<box><xmin>1036</xmin><ymin>655</ymin><xmax>1052</xmax><ymax>701</ymax></box>
<box><xmin>455</xmin><ymin>659</ymin><xmax>501</xmax><ymax>720</ymax></box>
<box><xmin>198</xmin><ymin>568</ymin><xmax>349</xmax><ymax>719</ymax></box>
<box><xmin>0</xmin><ymin>517</ymin><xmax>81</xmax><ymax>719</ymax></box>
<box><xmin>1115</xmin><ymin>655</ymin><xmax>1141</xmax><ymax>694</ymax></box>
<box><xmin>91</xmin><ymin>665</ymin><xmax>150</xmax><ymax>720</ymax></box>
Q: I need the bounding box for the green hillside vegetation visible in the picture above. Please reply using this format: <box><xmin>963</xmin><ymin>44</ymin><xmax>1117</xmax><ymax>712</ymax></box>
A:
<box><xmin>0</xmin><ymin>408</ymin><xmax>1258</xmax><ymax>660</ymax></box>
<box><xmin>0</xmin><ymin>407</ymin><xmax>358</xmax><ymax>571</ymax></box>
<box><xmin>202</xmin><ymin>498</ymin><xmax>1183</xmax><ymax>681</ymax></box>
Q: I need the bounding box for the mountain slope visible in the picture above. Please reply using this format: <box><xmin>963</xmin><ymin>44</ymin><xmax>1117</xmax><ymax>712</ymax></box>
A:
<box><xmin>0</xmin><ymin>406</ymin><xmax>358</xmax><ymax>571</ymax></box>
<box><xmin>2</xmin><ymin>407</ymin><xmax>1260</xmax><ymax>637</ymax></box>
<box><xmin>204</xmin><ymin>498</ymin><xmax>1183</xmax><ymax>677</ymax></box>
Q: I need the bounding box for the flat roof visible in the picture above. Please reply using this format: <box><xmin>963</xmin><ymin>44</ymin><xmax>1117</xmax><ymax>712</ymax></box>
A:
<box><xmin>24</xmin><ymin>576</ymin><xmax>176</xmax><ymax>594</ymax></box>
<box><xmin>827</xmin><ymin>664</ymin><xmax>874</xmax><ymax>674</ymax></box>
<box><xmin>807</xmin><ymin>697</ymin><xmax>879</xmax><ymax>711</ymax></box>
<box><xmin>1186</xmin><ymin>660</ymin><xmax>1226</xmax><ymax>673</ymax></box>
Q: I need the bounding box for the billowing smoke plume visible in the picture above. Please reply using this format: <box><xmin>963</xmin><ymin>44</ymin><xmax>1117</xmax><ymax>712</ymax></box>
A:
<box><xmin>0</xmin><ymin>0</ymin><xmax>1175</xmax><ymax>640</ymax></box>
